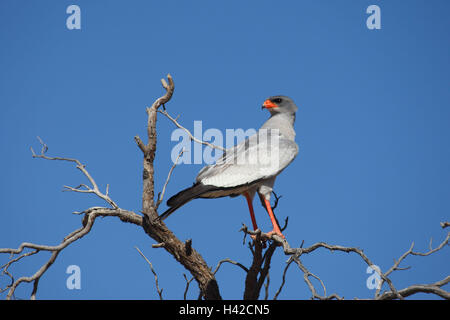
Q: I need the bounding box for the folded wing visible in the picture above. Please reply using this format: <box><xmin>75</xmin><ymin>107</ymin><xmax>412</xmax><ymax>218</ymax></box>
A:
<box><xmin>196</xmin><ymin>129</ymin><xmax>298</xmax><ymax>188</ymax></box>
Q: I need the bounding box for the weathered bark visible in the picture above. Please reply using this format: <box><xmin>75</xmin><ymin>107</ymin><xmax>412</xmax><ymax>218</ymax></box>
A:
<box><xmin>135</xmin><ymin>75</ymin><xmax>221</xmax><ymax>300</ymax></box>
<box><xmin>243</xmin><ymin>231</ymin><xmax>277</xmax><ymax>300</ymax></box>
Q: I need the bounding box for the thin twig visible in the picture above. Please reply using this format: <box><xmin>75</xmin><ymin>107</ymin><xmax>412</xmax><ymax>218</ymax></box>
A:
<box><xmin>31</xmin><ymin>137</ymin><xmax>118</xmax><ymax>209</ymax></box>
<box><xmin>0</xmin><ymin>139</ymin><xmax>141</xmax><ymax>299</ymax></box>
<box><xmin>1</xmin><ymin>207</ymin><xmax>141</xmax><ymax>299</ymax></box>
<box><xmin>271</xmin><ymin>191</ymin><xmax>282</xmax><ymax>211</ymax></box>
<box><xmin>375</xmin><ymin>230</ymin><xmax>450</xmax><ymax>298</ymax></box>
<box><xmin>155</xmin><ymin>148</ymin><xmax>184</xmax><ymax>209</ymax></box>
<box><xmin>292</xmin><ymin>256</ymin><xmax>333</xmax><ymax>300</ymax></box>
<box><xmin>264</xmin><ymin>272</ymin><xmax>270</xmax><ymax>300</ymax></box>
<box><xmin>158</xmin><ymin>109</ymin><xmax>225</xmax><ymax>151</ymax></box>
<box><xmin>240</xmin><ymin>222</ymin><xmax>449</xmax><ymax>300</ymax></box>
<box><xmin>377</xmin><ymin>276</ymin><xmax>450</xmax><ymax>300</ymax></box>
<box><xmin>135</xmin><ymin>247</ymin><xmax>163</xmax><ymax>300</ymax></box>
<box><xmin>213</xmin><ymin>259</ymin><xmax>249</xmax><ymax>275</ymax></box>
<box><xmin>273</xmin><ymin>256</ymin><xmax>295</xmax><ymax>300</ymax></box>
<box><xmin>183</xmin><ymin>274</ymin><xmax>194</xmax><ymax>300</ymax></box>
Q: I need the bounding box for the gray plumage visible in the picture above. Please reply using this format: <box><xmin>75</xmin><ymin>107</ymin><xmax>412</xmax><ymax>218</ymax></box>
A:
<box><xmin>159</xmin><ymin>95</ymin><xmax>299</xmax><ymax>221</ymax></box>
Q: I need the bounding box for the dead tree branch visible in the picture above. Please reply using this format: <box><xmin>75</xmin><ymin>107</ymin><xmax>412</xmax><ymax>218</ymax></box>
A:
<box><xmin>1</xmin><ymin>75</ymin><xmax>447</xmax><ymax>301</ymax></box>
<box><xmin>135</xmin><ymin>247</ymin><xmax>163</xmax><ymax>300</ymax></box>
<box><xmin>155</xmin><ymin>148</ymin><xmax>184</xmax><ymax>210</ymax></box>
<box><xmin>213</xmin><ymin>259</ymin><xmax>249</xmax><ymax>275</ymax></box>
<box><xmin>1</xmin><ymin>139</ymin><xmax>142</xmax><ymax>299</ymax></box>
<box><xmin>242</xmin><ymin>229</ymin><xmax>278</xmax><ymax>300</ymax></box>
<box><xmin>182</xmin><ymin>274</ymin><xmax>194</xmax><ymax>300</ymax></box>
<box><xmin>134</xmin><ymin>74</ymin><xmax>221</xmax><ymax>300</ymax></box>
<box><xmin>377</xmin><ymin>276</ymin><xmax>450</xmax><ymax>300</ymax></box>
<box><xmin>158</xmin><ymin>109</ymin><xmax>225</xmax><ymax>151</ymax></box>
<box><xmin>374</xmin><ymin>229</ymin><xmax>450</xmax><ymax>299</ymax></box>
<box><xmin>239</xmin><ymin>222</ymin><xmax>449</xmax><ymax>300</ymax></box>
<box><xmin>31</xmin><ymin>138</ymin><xmax>118</xmax><ymax>209</ymax></box>
<box><xmin>1</xmin><ymin>204</ymin><xmax>140</xmax><ymax>300</ymax></box>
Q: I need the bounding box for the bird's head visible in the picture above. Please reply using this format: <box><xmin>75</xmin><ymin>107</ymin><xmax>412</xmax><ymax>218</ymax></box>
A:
<box><xmin>262</xmin><ymin>95</ymin><xmax>298</xmax><ymax>115</ymax></box>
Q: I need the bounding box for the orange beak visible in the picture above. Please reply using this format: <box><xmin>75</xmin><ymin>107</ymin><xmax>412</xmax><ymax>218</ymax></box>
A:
<box><xmin>262</xmin><ymin>99</ymin><xmax>278</xmax><ymax>109</ymax></box>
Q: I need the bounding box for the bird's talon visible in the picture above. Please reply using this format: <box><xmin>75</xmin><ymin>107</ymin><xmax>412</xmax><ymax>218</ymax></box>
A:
<box><xmin>266</xmin><ymin>230</ymin><xmax>286</xmax><ymax>240</ymax></box>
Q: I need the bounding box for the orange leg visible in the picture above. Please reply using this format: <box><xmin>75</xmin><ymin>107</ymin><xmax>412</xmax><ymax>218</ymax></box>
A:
<box><xmin>244</xmin><ymin>192</ymin><xmax>258</xmax><ymax>231</ymax></box>
<box><xmin>263</xmin><ymin>198</ymin><xmax>285</xmax><ymax>239</ymax></box>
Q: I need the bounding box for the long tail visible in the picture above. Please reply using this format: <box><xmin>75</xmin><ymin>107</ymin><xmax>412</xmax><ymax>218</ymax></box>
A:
<box><xmin>159</xmin><ymin>183</ymin><xmax>215</xmax><ymax>220</ymax></box>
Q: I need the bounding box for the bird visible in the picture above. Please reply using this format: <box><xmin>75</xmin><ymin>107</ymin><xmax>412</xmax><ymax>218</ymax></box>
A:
<box><xmin>159</xmin><ymin>95</ymin><xmax>299</xmax><ymax>238</ymax></box>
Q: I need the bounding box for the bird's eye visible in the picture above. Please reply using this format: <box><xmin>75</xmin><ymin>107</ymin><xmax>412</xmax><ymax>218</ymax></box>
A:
<box><xmin>272</xmin><ymin>98</ymin><xmax>282</xmax><ymax>104</ymax></box>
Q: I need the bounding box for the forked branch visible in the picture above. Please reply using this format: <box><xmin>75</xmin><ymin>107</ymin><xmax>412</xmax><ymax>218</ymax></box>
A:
<box><xmin>133</xmin><ymin>74</ymin><xmax>221</xmax><ymax>300</ymax></box>
<box><xmin>2</xmin><ymin>75</ymin><xmax>447</xmax><ymax>301</ymax></box>
<box><xmin>239</xmin><ymin>221</ymin><xmax>449</xmax><ymax>300</ymax></box>
<box><xmin>1</xmin><ymin>140</ymin><xmax>141</xmax><ymax>299</ymax></box>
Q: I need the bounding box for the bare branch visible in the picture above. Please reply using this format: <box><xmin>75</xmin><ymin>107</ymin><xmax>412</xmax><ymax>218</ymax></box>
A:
<box><xmin>0</xmin><ymin>139</ymin><xmax>143</xmax><ymax>299</ymax></box>
<box><xmin>183</xmin><ymin>274</ymin><xmax>194</xmax><ymax>300</ymax></box>
<box><xmin>1</xmin><ymin>206</ymin><xmax>141</xmax><ymax>299</ymax></box>
<box><xmin>135</xmin><ymin>247</ymin><xmax>163</xmax><ymax>300</ymax></box>
<box><xmin>256</xmin><ymin>242</ymin><xmax>277</xmax><ymax>296</ymax></box>
<box><xmin>155</xmin><ymin>148</ymin><xmax>184</xmax><ymax>209</ymax></box>
<box><xmin>264</xmin><ymin>272</ymin><xmax>270</xmax><ymax>300</ymax></box>
<box><xmin>271</xmin><ymin>191</ymin><xmax>282</xmax><ymax>211</ymax></box>
<box><xmin>158</xmin><ymin>109</ymin><xmax>225</xmax><ymax>151</ymax></box>
<box><xmin>135</xmin><ymin>73</ymin><xmax>174</xmax><ymax>156</ymax></box>
<box><xmin>240</xmin><ymin>222</ymin><xmax>449</xmax><ymax>300</ymax></box>
<box><xmin>243</xmin><ymin>232</ymin><xmax>264</xmax><ymax>300</ymax></box>
<box><xmin>0</xmin><ymin>211</ymin><xmax>141</xmax><ymax>257</ymax></box>
<box><xmin>292</xmin><ymin>255</ymin><xmax>341</xmax><ymax>300</ymax></box>
<box><xmin>135</xmin><ymin>74</ymin><xmax>222</xmax><ymax>300</ymax></box>
<box><xmin>411</xmin><ymin>232</ymin><xmax>450</xmax><ymax>257</ymax></box>
<box><xmin>153</xmin><ymin>74</ymin><xmax>174</xmax><ymax>110</ymax></box>
<box><xmin>30</xmin><ymin>138</ymin><xmax>118</xmax><ymax>209</ymax></box>
<box><xmin>134</xmin><ymin>136</ymin><xmax>147</xmax><ymax>153</ymax></box>
<box><xmin>375</xmin><ymin>230</ymin><xmax>450</xmax><ymax>298</ymax></box>
<box><xmin>213</xmin><ymin>259</ymin><xmax>249</xmax><ymax>275</ymax></box>
<box><xmin>280</xmin><ymin>217</ymin><xmax>289</xmax><ymax>232</ymax></box>
<box><xmin>377</xmin><ymin>276</ymin><xmax>450</xmax><ymax>300</ymax></box>
<box><xmin>36</xmin><ymin>136</ymin><xmax>48</xmax><ymax>154</ymax></box>
<box><xmin>6</xmin><ymin>75</ymin><xmax>447</xmax><ymax>301</ymax></box>
<box><xmin>273</xmin><ymin>256</ymin><xmax>295</xmax><ymax>300</ymax></box>
<box><xmin>241</xmin><ymin>228</ymin><xmax>279</xmax><ymax>300</ymax></box>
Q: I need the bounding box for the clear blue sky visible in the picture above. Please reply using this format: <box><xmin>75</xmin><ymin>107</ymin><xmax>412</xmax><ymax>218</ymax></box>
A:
<box><xmin>0</xmin><ymin>1</ymin><xmax>449</xmax><ymax>299</ymax></box>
